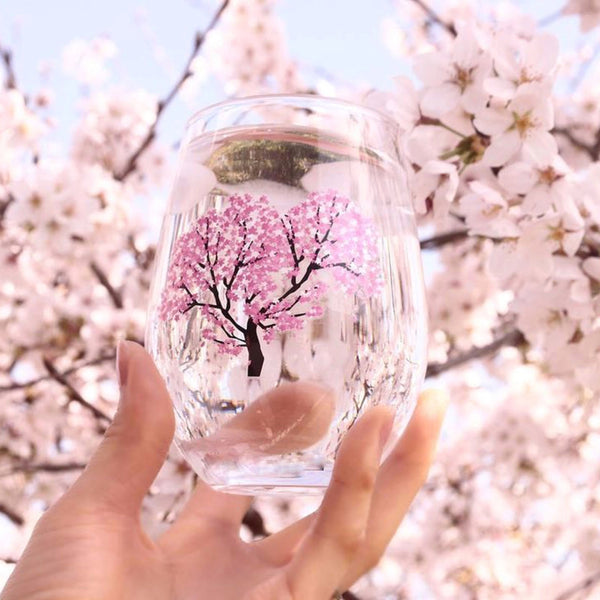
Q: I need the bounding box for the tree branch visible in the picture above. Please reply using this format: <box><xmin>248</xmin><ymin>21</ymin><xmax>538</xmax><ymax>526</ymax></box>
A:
<box><xmin>42</xmin><ymin>357</ymin><xmax>112</xmax><ymax>423</ymax></box>
<box><xmin>0</xmin><ymin>502</ymin><xmax>24</xmax><ymax>526</ymax></box>
<box><xmin>1</xmin><ymin>461</ymin><xmax>87</xmax><ymax>477</ymax></box>
<box><xmin>420</xmin><ymin>229</ymin><xmax>469</xmax><ymax>250</ymax></box>
<box><xmin>426</xmin><ymin>329</ymin><xmax>526</xmax><ymax>378</ymax></box>
<box><xmin>0</xmin><ymin>45</ymin><xmax>16</xmax><ymax>90</ymax></box>
<box><xmin>114</xmin><ymin>0</ymin><xmax>230</xmax><ymax>181</ymax></box>
<box><xmin>555</xmin><ymin>570</ymin><xmax>600</xmax><ymax>600</ymax></box>
<box><xmin>553</xmin><ymin>126</ymin><xmax>600</xmax><ymax>160</ymax></box>
<box><xmin>0</xmin><ymin>352</ymin><xmax>115</xmax><ymax>392</ymax></box>
<box><xmin>90</xmin><ymin>261</ymin><xmax>124</xmax><ymax>308</ymax></box>
<box><xmin>408</xmin><ymin>0</ymin><xmax>457</xmax><ymax>36</ymax></box>
<box><xmin>242</xmin><ymin>506</ymin><xmax>270</xmax><ymax>538</ymax></box>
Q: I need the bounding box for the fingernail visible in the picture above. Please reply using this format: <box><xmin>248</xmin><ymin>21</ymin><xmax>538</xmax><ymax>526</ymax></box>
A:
<box><xmin>116</xmin><ymin>340</ymin><xmax>130</xmax><ymax>388</ymax></box>
<box><xmin>378</xmin><ymin>411</ymin><xmax>395</xmax><ymax>454</ymax></box>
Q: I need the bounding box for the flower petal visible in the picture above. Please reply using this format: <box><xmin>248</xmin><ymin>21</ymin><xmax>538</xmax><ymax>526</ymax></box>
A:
<box><xmin>483</xmin><ymin>130</ymin><xmax>522</xmax><ymax>166</ymax></box>
<box><xmin>498</xmin><ymin>162</ymin><xmax>538</xmax><ymax>194</ymax></box>
<box><xmin>420</xmin><ymin>83</ymin><xmax>462</xmax><ymax>117</ymax></box>
<box><xmin>522</xmin><ymin>129</ymin><xmax>558</xmax><ymax>166</ymax></box>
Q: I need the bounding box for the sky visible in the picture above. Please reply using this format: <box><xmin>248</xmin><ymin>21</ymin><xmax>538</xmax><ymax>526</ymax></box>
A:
<box><xmin>1</xmin><ymin>0</ymin><xmax>581</xmax><ymax>151</ymax></box>
<box><xmin>1</xmin><ymin>0</ymin><xmax>407</xmax><ymax>150</ymax></box>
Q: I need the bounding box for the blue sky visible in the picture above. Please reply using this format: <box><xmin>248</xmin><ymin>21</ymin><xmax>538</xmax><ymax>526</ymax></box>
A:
<box><xmin>1</xmin><ymin>0</ymin><xmax>580</xmax><ymax>151</ymax></box>
<box><xmin>2</xmin><ymin>0</ymin><xmax>406</xmax><ymax>150</ymax></box>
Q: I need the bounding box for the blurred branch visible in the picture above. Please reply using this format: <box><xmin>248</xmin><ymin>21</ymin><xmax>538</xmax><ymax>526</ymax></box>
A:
<box><xmin>242</xmin><ymin>506</ymin><xmax>270</xmax><ymax>537</ymax></box>
<box><xmin>0</xmin><ymin>193</ymin><xmax>15</xmax><ymax>228</ymax></box>
<box><xmin>555</xmin><ymin>570</ymin><xmax>600</xmax><ymax>600</ymax></box>
<box><xmin>420</xmin><ymin>229</ymin><xmax>469</xmax><ymax>249</ymax></box>
<box><xmin>1</xmin><ymin>461</ymin><xmax>87</xmax><ymax>477</ymax></box>
<box><xmin>426</xmin><ymin>329</ymin><xmax>526</xmax><ymax>378</ymax></box>
<box><xmin>0</xmin><ymin>557</ymin><xmax>17</xmax><ymax>564</ymax></box>
<box><xmin>538</xmin><ymin>8</ymin><xmax>564</xmax><ymax>27</ymax></box>
<box><xmin>115</xmin><ymin>0</ymin><xmax>230</xmax><ymax>181</ymax></box>
<box><xmin>0</xmin><ymin>352</ymin><xmax>115</xmax><ymax>392</ymax></box>
<box><xmin>42</xmin><ymin>356</ymin><xmax>112</xmax><ymax>423</ymax></box>
<box><xmin>90</xmin><ymin>261</ymin><xmax>124</xmax><ymax>309</ymax></box>
<box><xmin>0</xmin><ymin>45</ymin><xmax>16</xmax><ymax>90</ymax></box>
<box><xmin>407</xmin><ymin>0</ymin><xmax>457</xmax><ymax>36</ymax></box>
<box><xmin>553</xmin><ymin>126</ymin><xmax>600</xmax><ymax>160</ymax></box>
<box><xmin>570</xmin><ymin>40</ymin><xmax>600</xmax><ymax>91</ymax></box>
<box><xmin>0</xmin><ymin>502</ymin><xmax>24</xmax><ymax>526</ymax></box>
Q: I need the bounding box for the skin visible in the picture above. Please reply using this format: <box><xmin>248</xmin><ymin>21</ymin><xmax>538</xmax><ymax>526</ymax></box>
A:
<box><xmin>0</xmin><ymin>341</ymin><xmax>447</xmax><ymax>600</ymax></box>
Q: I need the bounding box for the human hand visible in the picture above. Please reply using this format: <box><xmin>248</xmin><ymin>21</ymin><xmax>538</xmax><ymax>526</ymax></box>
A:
<box><xmin>1</xmin><ymin>341</ymin><xmax>447</xmax><ymax>600</ymax></box>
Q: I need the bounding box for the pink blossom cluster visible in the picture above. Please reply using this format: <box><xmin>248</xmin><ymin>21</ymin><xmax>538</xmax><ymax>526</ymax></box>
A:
<box><xmin>203</xmin><ymin>0</ymin><xmax>304</xmax><ymax>95</ymax></box>
<box><xmin>373</xmin><ymin>16</ymin><xmax>600</xmax><ymax>394</ymax></box>
<box><xmin>6</xmin><ymin>1</ymin><xmax>600</xmax><ymax>598</ymax></box>
<box><xmin>159</xmin><ymin>191</ymin><xmax>382</xmax><ymax>355</ymax></box>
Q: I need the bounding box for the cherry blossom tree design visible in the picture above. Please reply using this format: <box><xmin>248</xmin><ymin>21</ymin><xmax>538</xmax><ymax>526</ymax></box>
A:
<box><xmin>159</xmin><ymin>190</ymin><xmax>382</xmax><ymax>376</ymax></box>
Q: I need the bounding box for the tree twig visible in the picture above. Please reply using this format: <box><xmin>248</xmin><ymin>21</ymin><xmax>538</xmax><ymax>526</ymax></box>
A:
<box><xmin>42</xmin><ymin>357</ymin><xmax>112</xmax><ymax>423</ymax></box>
<box><xmin>426</xmin><ymin>329</ymin><xmax>526</xmax><ymax>378</ymax></box>
<box><xmin>1</xmin><ymin>461</ymin><xmax>87</xmax><ymax>478</ymax></box>
<box><xmin>407</xmin><ymin>0</ymin><xmax>457</xmax><ymax>36</ymax></box>
<box><xmin>538</xmin><ymin>7</ymin><xmax>565</xmax><ymax>27</ymax></box>
<box><xmin>114</xmin><ymin>0</ymin><xmax>230</xmax><ymax>181</ymax></box>
<box><xmin>242</xmin><ymin>506</ymin><xmax>270</xmax><ymax>538</ymax></box>
<box><xmin>420</xmin><ymin>229</ymin><xmax>469</xmax><ymax>250</ymax></box>
<box><xmin>553</xmin><ymin>126</ymin><xmax>600</xmax><ymax>160</ymax></box>
<box><xmin>555</xmin><ymin>570</ymin><xmax>600</xmax><ymax>600</ymax></box>
<box><xmin>0</xmin><ymin>503</ymin><xmax>24</xmax><ymax>526</ymax></box>
<box><xmin>0</xmin><ymin>45</ymin><xmax>16</xmax><ymax>89</ymax></box>
<box><xmin>90</xmin><ymin>261</ymin><xmax>124</xmax><ymax>308</ymax></box>
<box><xmin>0</xmin><ymin>352</ymin><xmax>115</xmax><ymax>392</ymax></box>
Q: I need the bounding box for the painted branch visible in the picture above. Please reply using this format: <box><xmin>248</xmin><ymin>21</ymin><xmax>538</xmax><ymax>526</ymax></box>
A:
<box><xmin>245</xmin><ymin>319</ymin><xmax>265</xmax><ymax>377</ymax></box>
<box><xmin>90</xmin><ymin>261</ymin><xmax>124</xmax><ymax>308</ymax></box>
<box><xmin>114</xmin><ymin>0</ymin><xmax>230</xmax><ymax>181</ymax></box>
<box><xmin>42</xmin><ymin>357</ymin><xmax>112</xmax><ymax>424</ymax></box>
<box><xmin>426</xmin><ymin>329</ymin><xmax>526</xmax><ymax>378</ymax></box>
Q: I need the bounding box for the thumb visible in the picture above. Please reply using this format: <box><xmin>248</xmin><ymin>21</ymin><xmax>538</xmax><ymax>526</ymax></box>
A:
<box><xmin>66</xmin><ymin>340</ymin><xmax>175</xmax><ymax>515</ymax></box>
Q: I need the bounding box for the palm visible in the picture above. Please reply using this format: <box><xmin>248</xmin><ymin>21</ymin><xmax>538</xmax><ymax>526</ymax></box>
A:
<box><xmin>1</xmin><ymin>342</ymin><xmax>446</xmax><ymax>600</ymax></box>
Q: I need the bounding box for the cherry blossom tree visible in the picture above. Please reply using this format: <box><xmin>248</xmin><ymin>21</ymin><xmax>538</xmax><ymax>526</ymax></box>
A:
<box><xmin>159</xmin><ymin>191</ymin><xmax>381</xmax><ymax>376</ymax></box>
<box><xmin>3</xmin><ymin>0</ymin><xmax>600</xmax><ymax>598</ymax></box>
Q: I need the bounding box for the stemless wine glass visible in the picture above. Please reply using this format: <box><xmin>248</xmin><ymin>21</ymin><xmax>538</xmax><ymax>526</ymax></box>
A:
<box><xmin>145</xmin><ymin>94</ymin><xmax>427</xmax><ymax>495</ymax></box>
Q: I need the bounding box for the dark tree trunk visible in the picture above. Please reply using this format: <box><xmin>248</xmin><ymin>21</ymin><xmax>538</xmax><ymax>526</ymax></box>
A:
<box><xmin>245</xmin><ymin>319</ymin><xmax>264</xmax><ymax>377</ymax></box>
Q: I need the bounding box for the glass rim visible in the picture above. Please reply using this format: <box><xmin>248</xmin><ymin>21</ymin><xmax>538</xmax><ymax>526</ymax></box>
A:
<box><xmin>185</xmin><ymin>93</ymin><xmax>400</xmax><ymax>132</ymax></box>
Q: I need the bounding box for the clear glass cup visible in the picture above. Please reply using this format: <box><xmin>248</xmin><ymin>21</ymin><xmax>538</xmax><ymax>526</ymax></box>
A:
<box><xmin>145</xmin><ymin>94</ymin><xmax>427</xmax><ymax>495</ymax></box>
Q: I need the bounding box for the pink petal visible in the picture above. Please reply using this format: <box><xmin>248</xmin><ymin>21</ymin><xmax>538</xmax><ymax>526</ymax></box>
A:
<box><xmin>473</xmin><ymin>107</ymin><xmax>513</xmax><ymax>135</ymax></box>
<box><xmin>413</xmin><ymin>52</ymin><xmax>453</xmax><ymax>86</ymax></box>
<box><xmin>420</xmin><ymin>83</ymin><xmax>462</xmax><ymax>117</ymax></box>
<box><xmin>525</xmin><ymin>33</ymin><xmax>559</xmax><ymax>77</ymax></box>
<box><xmin>498</xmin><ymin>162</ymin><xmax>538</xmax><ymax>194</ymax></box>
<box><xmin>522</xmin><ymin>129</ymin><xmax>558</xmax><ymax>166</ymax></box>
<box><xmin>483</xmin><ymin>130</ymin><xmax>521</xmax><ymax>166</ymax></box>
<box><xmin>484</xmin><ymin>77</ymin><xmax>516</xmax><ymax>101</ymax></box>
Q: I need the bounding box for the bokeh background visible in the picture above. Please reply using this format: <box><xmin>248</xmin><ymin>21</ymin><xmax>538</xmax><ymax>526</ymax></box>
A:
<box><xmin>3</xmin><ymin>1</ymin><xmax>600</xmax><ymax>598</ymax></box>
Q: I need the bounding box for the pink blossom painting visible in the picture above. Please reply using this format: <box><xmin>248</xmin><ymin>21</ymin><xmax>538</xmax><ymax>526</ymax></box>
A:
<box><xmin>159</xmin><ymin>190</ymin><xmax>382</xmax><ymax>376</ymax></box>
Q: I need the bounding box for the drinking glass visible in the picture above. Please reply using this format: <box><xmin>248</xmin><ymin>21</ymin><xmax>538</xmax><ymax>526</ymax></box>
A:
<box><xmin>145</xmin><ymin>94</ymin><xmax>427</xmax><ymax>495</ymax></box>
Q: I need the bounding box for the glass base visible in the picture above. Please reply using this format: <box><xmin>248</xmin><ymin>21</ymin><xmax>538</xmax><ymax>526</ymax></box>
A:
<box><xmin>181</xmin><ymin>442</ymin><xmax>333</xmax><ymax>495</ymax></box>
<box><xmin>210</xmin><ymin>470</ymin><xmax>331</xmax><ymax>496</ymax></box>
